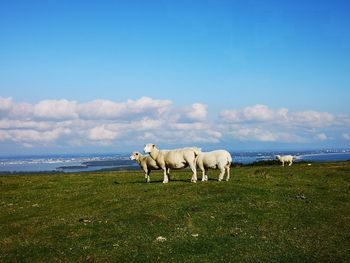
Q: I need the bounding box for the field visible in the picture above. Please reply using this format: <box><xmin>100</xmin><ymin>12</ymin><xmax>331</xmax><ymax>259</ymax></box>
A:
<box><xmin>1</xmin><ymin>162</ymin><xmax>350</xmax><ymax>262</ymax></box>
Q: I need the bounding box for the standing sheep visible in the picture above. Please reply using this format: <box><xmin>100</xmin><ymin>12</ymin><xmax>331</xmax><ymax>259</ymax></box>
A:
<box><xmin>130</xmin><ymin>152</ymin><xmax>167</xmax><ymax>183</ymax></box>
<box><xmin>144</xmin><ymin>144</ymin><xmax>201</xmax><ymax>183</ymax></box>
<box><xmin>276</xmin><ymin>155</ymin><xmax>295</xmax><ymax>166</ymax></box>
<box><xmin>196</xmin><ymin>150</ymin><xmax>232</xmax><ymax>181</ymax></box>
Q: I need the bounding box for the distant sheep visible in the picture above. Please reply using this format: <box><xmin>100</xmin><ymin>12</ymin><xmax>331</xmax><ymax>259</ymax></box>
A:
<box><xmin>144</xmin><ymin>144</ymin><xmax>201</xmax><ymax>183</ymax></box>
<box><xmin>196</xmin><ymin>150</ymin><xmax>232</xmax><ymax>181</ymax></box>
<box><xmin>276</xmin><ymin>155</ymin><xmax>295</xmax><ymax>166</ymax></box>
<box><xmin>130</xmin><ymin>151</ymin><xmax>167</xmax><ymax>183</ymax></box>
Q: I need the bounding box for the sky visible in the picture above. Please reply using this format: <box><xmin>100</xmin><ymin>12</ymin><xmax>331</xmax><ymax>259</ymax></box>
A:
<box><xmin>0</xmin><ymin>0</ymin><xmax>350</xmax><ymax>155</ymax></box>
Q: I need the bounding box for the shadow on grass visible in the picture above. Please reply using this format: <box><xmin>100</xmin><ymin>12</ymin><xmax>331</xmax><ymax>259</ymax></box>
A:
<box><xmin>113</xmin><ymin>177</ymin><xmax>223</xmax><ymax>185</ymax></box>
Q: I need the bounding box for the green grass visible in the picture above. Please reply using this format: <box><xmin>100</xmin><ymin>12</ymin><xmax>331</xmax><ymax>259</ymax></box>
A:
<box><xmin>1</xmin><ymin>162</ymin><xmax>350</xmax><ymax>262</ymax></box>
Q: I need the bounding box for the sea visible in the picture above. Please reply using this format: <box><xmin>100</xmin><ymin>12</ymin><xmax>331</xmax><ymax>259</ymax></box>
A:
<box><xmin>0</xmin><ymin>150</ymin><xmax>350</xmax><ymax>174</ymax></box>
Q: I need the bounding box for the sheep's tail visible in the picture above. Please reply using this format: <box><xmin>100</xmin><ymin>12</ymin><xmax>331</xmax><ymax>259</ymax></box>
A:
<box><xmin>227</xmin><ymin>153</ymin><xmax>233</xmax><ymax>166</ymax></box>
<box><xmin>192</xmin><ymin>148</ymin><xmax>201</xmax><ymax>165</ymax></box>
<box><xmin>228</xmin><ymin>154</ymin><xmax>233</xmax><ymax>165</ymax></box>
<box><xmin>194</xmin><ymin>147</ymin><xmax>201</xmax><ymax>157</ymax></box>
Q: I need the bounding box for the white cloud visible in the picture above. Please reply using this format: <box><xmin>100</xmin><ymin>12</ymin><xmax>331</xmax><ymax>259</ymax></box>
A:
<box><xmin>88</xmin><ymin>126</ymin><xmax>119</xmax><ymax>141</ymax></box>
<box><xmin>126</xmin><ymin>97</ymin><xmax>172</xmax><ymax>114</ymax></box>
<box><xmin>292</xmin><ymin>111</ymin><xmax>334</xmax><ymax>127</ymax></box>
<box><xmin>34</xmin><ymin>100</ymin><xmax>78</xmax><ymax>120</ymax></box>
<box><xmin>228</xmin><ymin>127</ymin><xmax>299</xmax><ymax>142</ymax></box>
<box><xmin>0</xmin><ymin>98</ymin><xmax>349</xmax><ymax>148</ymax></box>
<box><xmin>342</xmin><ymin>133</ymin><xmax>350</xmax><ymax>140</ymax></box>
<box><xmin>220</xmin><ymin>104</ymin><xmax>289</xmax><ymax>123</ymax></box>
<box><xmin>185</xmin><ymin>103</ymin><xmax>208</xmax><ymax>121</ymax></box>
<box><xmin>78</xmin><ymin>97</ymin><xmax>172</xmax><ymax>120</ymax></box>
<box><xmin>4</xmin><ymin>128</ymin><xmax>71</xmax><ymax>145</ymax></box>
<box><xmin>220</xmin><ymin>104</ymin><xmax>338</xmax><ymax>128</ymax></box>
<box><xmin>316</xmin><ymin>133</ymin><xmax>328</xmax><ymax>141</ymax></box>
<box><xmin>78</xmin><ymin>99</ymin><xmax>125</xmax><ymax>119</ymax></box>
<box><xmin>0</xmin><ymin>130</ymin><xmax>11</xmax><ymax>141</ymax></box>
<box><xmin>170</xmin><ymin>122</ymin><xmax>209</xmax><ymax>131</ymax></box>
<box><xmin>0</xmin><ymin>119</ymin><xmax>52</xmax><ymax>130</ymax></box>
<box><xmin>242</xmin><ymin>104</ymin><xmax>275</xmax><ymax>121</ymax></box>
<box><xmin>0</xmin><ymin>97</ymin><xmax>13</xmax><ymax>112</ymax></box>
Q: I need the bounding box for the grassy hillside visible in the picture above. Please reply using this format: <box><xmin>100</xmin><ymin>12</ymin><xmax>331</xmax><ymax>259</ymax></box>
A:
<box><xmin>1</xmin><ymin>162</ymin><xmax>349</xmax><ymax>262</ymax></box>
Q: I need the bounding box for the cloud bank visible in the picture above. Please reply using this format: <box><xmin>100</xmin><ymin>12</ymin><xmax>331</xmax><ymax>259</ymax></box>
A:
<box><xmin>0</xmin><ymin>97</ymin><xmax>349</xmax><ymax>150</ymax></box>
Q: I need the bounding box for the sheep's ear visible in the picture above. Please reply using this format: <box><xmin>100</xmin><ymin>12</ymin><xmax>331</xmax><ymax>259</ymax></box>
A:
<box><xmin>152</xmin><ymin>144</ymin><xmax>155</xmax><ymax>148</ymax></box>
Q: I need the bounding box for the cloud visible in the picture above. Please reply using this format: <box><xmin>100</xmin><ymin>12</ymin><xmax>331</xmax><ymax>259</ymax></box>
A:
<box><xmin>0</xmin><ymin>97</ymin><xmax>13</xmax><ymax>112</ymax></box>
<box><xmin>342</xmin><ymin>133</ymin><xmax>350</xmax><ymax>140</ymax></box>
<box><xmin>220</xmin><ymin>104</ymin><xmax>288</xmax><ymax>123</ymax></box>
<box><xmin>78</xmin><ymin>97</ymin><xmax>172</xmax><ymax>120</ymax></box>
<box><xmin>0</xmin><ymin>97</ymin><xmax>219</xmax><ymax>147</ymax></box>
<box><xmin>227</xmin><ymin>127</ymin><xmax>302</xmax><ymax>142</ymax></box>
<box><xmin>292</xmin><ymin>111</ymin><xmax>335</xmax><ymax>127</ymax></box>
<box><xmin>0</xmin><ymin>130</ymin><xmax>11</xmax><ymax>141</ymax></box>
<box><xmin>220</xmin><ymin>104</ymin><xmax>339</xmax><ymax>128</ymax></box>
<box><xmin>34</xmin><ymin>99</ymin><xmax>78</xmax><ymax>120</ymax></box>
<box><xmin>88</xmin><ymin>126</ymin><xmax>119</xmax><ymax>141</ymax></box>
<box><xmin>185</xmin><ymin>103</ymin><xmax>208</xmax><ymax>121</ymax></box>
<box><xmin>0</xmin><ymin>128</ymin><xmax>71</xmax><ymax>146</ymax></box>
<box><xmin>316</xmin><ymin>133</ymin><xmax>328</xmax><ymax>141</ymax></box>
<box><xmin>0</xmin><ymin>98</ymin><xmax>349</xmax><ymax>148</ymax></box>
<box><xmin>219</xmin><ymin>104</ymin><xmax>350</xmax><ymax>143</ymax></box>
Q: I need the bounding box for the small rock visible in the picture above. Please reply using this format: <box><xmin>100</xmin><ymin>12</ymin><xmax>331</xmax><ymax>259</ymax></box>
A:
<box><xmin>156</xmin><ymin>236</ymin><xmax>167</xmax><ymax>242</ymax></box>
<box><xmin>78</xmin><ymin>218</ymin><xmax>92</xmax><ymax>224</ymax></box>
<box><xmin>191</xmin><ymin>233</ymin><xmax>199</xmax><ymax>237</ymax></box>
<box><xmin>296</xmin><ymin>194</ymin><xmax>306</xmax><ymax>199</ymax></box>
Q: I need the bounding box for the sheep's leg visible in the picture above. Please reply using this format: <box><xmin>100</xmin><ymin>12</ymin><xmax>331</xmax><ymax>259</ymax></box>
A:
<box><xmin>226</xmin><ymin>165</ymin><xmax>230</xmax><ymax>181</ymax></box>
<box><xmin>201</xmin><ymin>168</ymin><xmax>208</xmax><ymax>182</ymax></box>
<box><xmin>167</xmin><ymin>168</ymin><xmax>171</xmax><ymax>181</ymax></box>
<box><xmin>282</xmin><ymin>161</ymin><xmax>284</xmax><ymax>167</ymax></box>
<box><xmin>143</xmin><ymin>167</ymin><xmax>148</xmax><ymax>182</ymax></box>
<box><xmin>147</xmin><ymin>170</ymin><xmax>151</xmax><ymax>183</ymax></box>
<box><xmin>289</xmin><ymin>160</ymin><xmax>292</xmax><ymax>166</ymax></box>
<box><xmin>162</xmin><ymin>167</ymin><xmax>169</xmax><ymax>183</ymax></box>
<box><xmin>189</xmin><ymin>163</ymin><xmax>197</xmax><ymax>183</ymax></box>
<box><xmin>201</xmin><ymin>169</ymin><xmax>205</xmax><ymax>181</ymax></box>
<box><xmin>198</xmin><ymin>164</ymin><xmax>205</xmax><ymax>181</ymax></box>
<box><xmin>218</xmin><ymin>166</ymin><xmax>225</xmax><ymax>181</ymax></box>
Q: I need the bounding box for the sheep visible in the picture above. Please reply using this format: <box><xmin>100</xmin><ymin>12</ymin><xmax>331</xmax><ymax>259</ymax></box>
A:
<box><xmin>130</xmin><ymin>151</ymin><xmax>168</xmax><ymax>183</ymax></box>
<box><xmin>276</xmin><ymin>155</ymin><xmax>295</xmax><ymax>166</ymax></box>
<box><xmin>196</xmin><ymin>150</ymin><xmax>232</xmax><ymax>181</ymax></box>
<box><xmin>144</xmin><ymin>144</ymin><xmax>201</xmax><ymax>183</ymax></box>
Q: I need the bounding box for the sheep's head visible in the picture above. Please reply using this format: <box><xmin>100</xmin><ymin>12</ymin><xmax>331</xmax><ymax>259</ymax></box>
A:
<box><xmin>144</xmin><ymin>143</ymin><xmax>155</xmax><ymax>154</ymax></box>
<box><xmin>130</xmin><ymin>152</ymin><xmax>140</xmax><ymax>160</ymax></box>
<box><xmin>275</xmin><ymin>155</ymin><xmax>281</xmax><ymax>160</ymax></box>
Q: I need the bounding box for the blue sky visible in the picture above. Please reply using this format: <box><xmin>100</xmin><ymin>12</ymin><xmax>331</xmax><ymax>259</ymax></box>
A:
<box><xmin>0</xmin><ymin>0</ymin><xmax>349</xmax><ymax>155</ymax></box>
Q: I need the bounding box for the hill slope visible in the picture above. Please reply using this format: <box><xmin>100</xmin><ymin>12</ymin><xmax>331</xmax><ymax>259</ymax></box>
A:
<box><xmin>1</xmin><ymin>162</ymin><xmax>349</xmax><ymax>262</ymax></box>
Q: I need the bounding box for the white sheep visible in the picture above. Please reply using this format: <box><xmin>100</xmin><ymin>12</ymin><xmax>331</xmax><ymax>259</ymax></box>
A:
<box><xmin>196</xmin><ymin>150</ymin><xmax>232</xmax><ymax>181</ymax></box>
<box><xmin>276</xmin><ymin>155</ymin><xmax>295</xmax><ymax>166</ymax></box>
<box><xmin>130</xmin><ymin>151</ymin><xmax>168</xmax><ymax>183</ymax></box>
<box><xmin>144</xmin><ymin>144</ymin><xmax>201</xmax><ymax>183</ymax></box>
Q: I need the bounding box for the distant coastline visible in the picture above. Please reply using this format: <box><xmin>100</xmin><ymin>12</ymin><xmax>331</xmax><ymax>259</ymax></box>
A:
<box><xmin>0</xmin><ymin>149</ymin><xmax>349</xmax><ymax>174</ymax></box>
